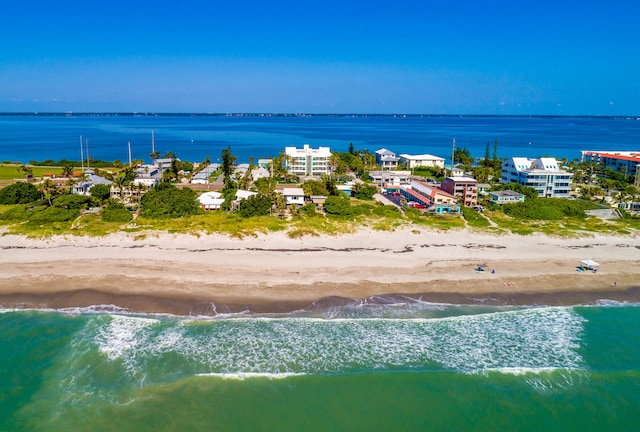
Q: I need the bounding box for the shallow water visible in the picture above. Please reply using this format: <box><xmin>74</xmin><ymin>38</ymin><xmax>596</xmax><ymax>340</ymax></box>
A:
<box><xmin>2</xmin><ymin>301</ymin><xmax>639</xmax><ymax>431</ymax></box>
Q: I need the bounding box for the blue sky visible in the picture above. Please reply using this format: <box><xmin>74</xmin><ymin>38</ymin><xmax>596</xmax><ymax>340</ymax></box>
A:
<box><xmin>1</xmin><ymin>0</ymin><xmax>638</xmax><ymax>114</ymax></box>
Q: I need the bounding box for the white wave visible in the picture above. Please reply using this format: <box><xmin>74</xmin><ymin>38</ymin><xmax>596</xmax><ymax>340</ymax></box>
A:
<box><xmin>86</xmin><ymin>306</ymin><xmax>587</xmax><ymax>393</ymax></box>
<box><xmin>60</xmin><ymin>304</ymin><xmax>130</xmax><ymax>314</ymax></box>
<box><xmin>94</xmin><ymin>315</ymin><xmax>159</xmax><ymax>361</ymax></box>
<box><xmin>594</xmin><ymin>299</ymin><xmax>632</xmax><ymax>307</ymax></box>
<box><xmin>478</xmin><ymin>366</ymin><xmax>577</xmax><ymax>375</ymax></box>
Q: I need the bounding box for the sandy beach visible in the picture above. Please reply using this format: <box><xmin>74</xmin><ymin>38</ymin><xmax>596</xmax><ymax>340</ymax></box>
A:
<box><xmin>1</xmin><ymin>228</ymin><xmax>639</xmax><ymax>315</ymax></box>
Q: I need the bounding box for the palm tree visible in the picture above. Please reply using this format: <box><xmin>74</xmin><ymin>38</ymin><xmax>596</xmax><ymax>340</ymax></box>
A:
<box><xmin>39</xmin><ymin>179</ymin><xmax>56</xmax><ymax>206</ymax></box>
<box><xmin>112</xmin><ymin>176</ymin><xmax>126</xmax><ymax>202</ymax></box>
<box><xmin>17</xmin><ymin>164</ymin><xmax>33</xmax><ymax>180</ymax></box>
<box><xmin>62</xmin><ymin>164</ymin><xmax>74</xmax><ymax>178</ymax></box>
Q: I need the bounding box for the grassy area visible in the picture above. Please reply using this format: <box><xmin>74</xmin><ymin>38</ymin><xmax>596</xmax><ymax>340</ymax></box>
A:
<box><xmin>1</xmin><ymin>199</ymin><xmax>639</xmax><ymax>239</ymax></box>
<box><xmin>461</xmin><ymin>207</ymin><xmax>492</xmax><ymax>228</ymax></box>
<box><xmin>0</xmin><ymin>164</ymin><xmax>68</xmax><ymax>180</ymax></box>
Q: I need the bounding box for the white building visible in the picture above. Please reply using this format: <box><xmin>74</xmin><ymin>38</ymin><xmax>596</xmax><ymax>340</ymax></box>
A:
<box><xmin>285</xmin><ymin>144</ymin><xmax>331</xmax><ymax>177</ymax></box>
<box><xmin>489</xmin><ymin>190</ymin><xmax>526</xmax><ymax>205</ymax></box>
<box><xmin>399</xmin><ymin>153</ymin><xmax>445</xmax><ymax>169</ymax></box>
<box><xmin>369</xmin><ymin>170</ymin><xmax>412</xmax><ymax>187</ymax></box>
<box><xmin>280</xmin><ymin>187</ymin><xmax>306</xmax><ymax>207</ymax></box>
<box><xmin>196</xmin><ymin>191</ymin><xmax>225</xmax><ymax>210</ymax></box>
<box><xmin>501</xmin><ymin>157</ymin><xmax>573</xmax><ymax>198</ymax></box>
<box><xmin>375</xmin><ymin>148</ymin><xmax>400</xmax><ymax>170</ymax></box>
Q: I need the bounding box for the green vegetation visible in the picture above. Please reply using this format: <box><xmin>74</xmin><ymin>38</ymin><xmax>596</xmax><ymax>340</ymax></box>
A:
<box><xmin>1</xmin><ymin>152</ymin><xmax>639</xmax><ymax>239</ymax></box>
<box><xmin>90</xmin><ymin>183</ymin><xmax>112</xmax><ymax>202</ymax></box>
<box><xmin>101</xmin><ymin>203</ymin><xmax>133</xmax><ymax>222</ymax></box>
<box><xmin>238</xmin><ymin>194</ymin><xmax>272</xmax><ymax>218</ymax></box>
<box><xmin>0</xmin><ymin>164</ymin><xmax>64</xmax><ymax>180</ymax></box>
<box><xmin>0</xmin><ymin>182</ymin><xmax>40</xmax><ymax>204</ymax></box>
<box><xmin>140</xmin><ymin>183</ymin><xmax>202</xmax><ymax>218</ymax></box>
<box><xmin>461</xmin><ymin>207</ymin><xmax>491</xmax><ymax>228</ymax></box>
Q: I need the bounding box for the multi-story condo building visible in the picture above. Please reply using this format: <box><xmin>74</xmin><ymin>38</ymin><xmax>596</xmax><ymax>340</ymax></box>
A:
<box><xmin>581</xmin><ymin>151</ymin><xmax>640</xmax><ymax>187</ymax></box>
<box><xmin>375</xmin><ymin>148</ymin><xmax>400</xmax><ymax>170</ymax></box>
<box><xmin>501</xmin><ymin>157</ymin><xmax>573</xmax><ymax>198</ymax></box>
<box><xmin>440</xmin><ymin>176</ymin><xmax>478</xmax><ymax>207</ymax></box>
<box><xmin>285</xmin><ymin>144</ymin><xmax>331</xmax><ymax>177</ymax></box>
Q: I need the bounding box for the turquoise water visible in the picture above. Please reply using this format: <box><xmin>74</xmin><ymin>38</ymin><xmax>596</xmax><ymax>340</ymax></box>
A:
<box><xmin>2</xmin><ymin>302</ymin><xmax>640</xmax><ymax>431</ymax></box>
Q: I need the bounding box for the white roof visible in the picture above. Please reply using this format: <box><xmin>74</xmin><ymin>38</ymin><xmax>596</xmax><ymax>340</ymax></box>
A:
<box><xmin>580</xmin><ymin>259</ymin><xmax>600</xmax><ymax>267</ymax></box>
<box><xmin>281</xmin><ymin>187</ymin><xmax>305</xmax><ymax>196</ymax></box>
<box><xmin>376</xmin><ymin>148</ymin><xmax>396</xmax><ymax>155</ymax></box>
<box><xmin>399</xmin><ymin>153</ymin><xmax>445</xmax><ymax>161</ymax></box>
<box><xmin>235</xmin><ymin>190</ymin><xmax>257</xmax><ymax>200</ymax></box>
<box><xmin>197</xmin><ymin>191</ymin><xmax>223</xmax><ymax>205</ymax></box>
<box><xmin>285</xmin><ymin>144</ymin><xmax>331</xmax><ymax>157</ymax></box>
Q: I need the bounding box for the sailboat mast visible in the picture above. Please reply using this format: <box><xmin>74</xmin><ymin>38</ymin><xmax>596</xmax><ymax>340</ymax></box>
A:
<box><xmin>151</xmin><ymin>130</ymin><xmax>155</xmax><ymax>157</ymax></box>
<box><xmin>86</xmin><ymin>139</ymin><xmax>89</xmax><ymax>169</ymax></box>
<box><xmin>80</xmin><ymin>135</ymin><xmax>84</xmax><ymax>172</ymax></box>
<box><xmin>128</xmin><ymin>141</ymin><xmax>132</xmax><ymax>167</ymax></box>
<box><xmin>451</xmin><ymin>138</ymin><xmax>456</xmax><ymax>177</ymax></box>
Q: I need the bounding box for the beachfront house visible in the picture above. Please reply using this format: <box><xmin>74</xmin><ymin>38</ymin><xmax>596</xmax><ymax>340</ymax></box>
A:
<box><xmin>375</xmin><ymin>148</ymin><xmax>400</xmax><ymax>170</ymax></box>
<box><xmin>197</xmin><ymin>191</ymin><xmax>225</xmax><ymax>210</ymax></box>
<box><xmin>280</xmin><ymin>187</ymin><xmax>306</xmax><ymax>207</ymax></box>
<box><xmin>501</xmin><ymin>157</ymin><xmax>573</xmax><ymax>198</ymax></box>
<box><xmin>285</xmin><ymin>144</ymin><xmax>332</xmax><ymax>177</ymax></box>
<box><xmin>489</xmin><ymin>190</ymin><xmax>526</xmax><ymax>205</ymax></box>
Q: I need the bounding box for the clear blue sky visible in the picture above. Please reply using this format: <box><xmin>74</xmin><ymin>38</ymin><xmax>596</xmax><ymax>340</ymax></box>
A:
<box><xmin>1</xmin><ymin>0</ymin><xmax>638</xmax><ymax>114</ymax></box>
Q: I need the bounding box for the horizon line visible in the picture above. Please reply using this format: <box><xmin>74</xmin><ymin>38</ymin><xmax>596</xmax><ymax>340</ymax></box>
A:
<box><xmin>1</xmin><ymin>112</ymin><xmax>639</xmax><ymax>119</ymax></box>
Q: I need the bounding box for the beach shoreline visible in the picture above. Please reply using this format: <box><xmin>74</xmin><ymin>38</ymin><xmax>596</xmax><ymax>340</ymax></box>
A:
<box><xmin>1</xmin><ymin>228</ymin><xmax>639</xmax><ymax>315</ymax></box>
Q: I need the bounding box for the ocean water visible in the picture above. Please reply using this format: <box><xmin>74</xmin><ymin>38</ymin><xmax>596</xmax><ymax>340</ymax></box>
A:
<box><xmin>1</xmin><ymin>114</ymin><xmax>639</xmax><ymax>165</ymax></box>
<box><xmin>2</xmin><ymin>302</ymin><xmax>640</xmax><ymax>431</ymax></box>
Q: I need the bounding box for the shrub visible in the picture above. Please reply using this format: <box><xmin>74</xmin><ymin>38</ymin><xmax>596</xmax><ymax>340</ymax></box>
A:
<box><xmin>298</xmin><ymin>203</ymin><xmax>319</xmax><ymax>217</ymax></box>
<box><xmin>0</xmin><ymin>182</ymin><xmax>40</xmax><ymax>204</ymax></box>
<box><xmin>324</xmin><ymin>195</ymin><xmax>354</xmax><ymax>216</ymax></box>
<box><xmin>501</xmin><ymin>198</ymin><xmax>587</xmax><ymax>220</ymax></box>
<box><xmin>101</xmin><ymin>203</ymin><xmax>133</xmax><ymax>222</ymax></box>
<box><xmin>28</xmin><ymin>207</ymin><xmax>79</xmax><ymax>224</ymax></box>
<box><xmin>52</xmin><ymin>194</ymin><xmax>96</xmax><ymax>209</ymax></box>
<box><xmin>140</xmin><ymin>183</ymin><xmax>201</xmax><ymax>218</ymax></box>
<box><xmin>351</xmin><ymin>183</ymin><xmax>378</xmax><ymax>200</ymax></box>
<box><xmin>0</xmin><ymin>206</ymin><xmax>30</xmax><ymax>222</ymax></box>
<box><xmin>238</xmin><ymin>194</ymin><xmax>272</xmax><ymax>218</ymax></box>
<box><xmin>90</xmin><ymin>184</ymin><xmax>112</xmax><ymax>201</ymax></box>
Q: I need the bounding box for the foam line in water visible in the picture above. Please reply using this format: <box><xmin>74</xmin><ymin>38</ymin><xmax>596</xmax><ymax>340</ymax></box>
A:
<box><xmin>87</xmin><ymin>306</ymin><xmax>586</xmax><ymax>381</ymax></box>
<box><xmin>195</xmin><ymin>372</ymin><xmax>305</xmax><ymax>380</ymax></box>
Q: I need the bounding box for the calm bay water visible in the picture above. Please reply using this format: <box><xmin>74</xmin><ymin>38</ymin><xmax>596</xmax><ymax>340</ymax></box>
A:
<box><xmin>1</xmin><ymin>302</ymin><xmax>640</xmax><ymax>431</ymax></box>
<box><xmin>1</xmin><ymin>114</ymin><xmax>639</xmax><ymax>164</ymax></box>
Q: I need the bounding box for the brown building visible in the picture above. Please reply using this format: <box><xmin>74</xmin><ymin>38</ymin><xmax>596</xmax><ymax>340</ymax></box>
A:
<box><xmin>440</xmin><ymin>176</ymin><xmax>478</xmax><ymax>207</ymax></box>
